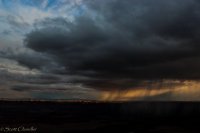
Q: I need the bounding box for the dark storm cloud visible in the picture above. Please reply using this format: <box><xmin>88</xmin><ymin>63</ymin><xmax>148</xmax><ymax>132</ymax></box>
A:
<box><xmin>23</xmin><ymin>0</ymin><xmax>200</xmax><ymax>89</ymax></box>
<box><xmin>79</xmin><ymin>79</ymin><xmax>184</xmax><ymax>91</ymax></box>
<box><xmin>25</xmin><ymin>17</ymin><xmax>109</xmax><ymax>75</ymax></box>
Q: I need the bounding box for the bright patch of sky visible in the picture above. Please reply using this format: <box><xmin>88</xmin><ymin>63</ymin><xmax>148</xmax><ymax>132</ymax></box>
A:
<box><xmin>0</xmin><ymin>0</ymin><xmax>87</xmax><ymax>60</ymax></box>
<box><xmin>0</xmin><ymin>0</ymin><xmax>86</xmax><ymax>36</ymax></box>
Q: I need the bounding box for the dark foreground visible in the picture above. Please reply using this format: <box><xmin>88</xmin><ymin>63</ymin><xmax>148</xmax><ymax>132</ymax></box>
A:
<box><xmin>0</xmin><ymin>101</ymin><xmax>200</xmax><ymax>133</ymax></box>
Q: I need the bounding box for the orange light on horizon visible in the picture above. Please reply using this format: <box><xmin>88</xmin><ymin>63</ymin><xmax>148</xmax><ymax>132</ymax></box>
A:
<box><xmin>99</xmin><ymin>80</ymin><xmax>200</xmax><ymax>101</ymax></box>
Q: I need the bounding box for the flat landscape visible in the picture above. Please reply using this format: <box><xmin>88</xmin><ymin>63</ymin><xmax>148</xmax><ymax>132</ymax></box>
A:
<box><xmin>0</xmin><ymin>101</ymin><xmax>200</xmax><ymax>133</ymax></box>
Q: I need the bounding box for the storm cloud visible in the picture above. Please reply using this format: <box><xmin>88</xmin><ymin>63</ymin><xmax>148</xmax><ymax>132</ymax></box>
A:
<box><xmin>1</xmin><ymin>0</ymin><xmax>200</xmax><ymax>100</ymax></box>
<box><xmin>24</xmin><ymin>0</ymin><xmax>200</xmax><ymax>83</ymax></box>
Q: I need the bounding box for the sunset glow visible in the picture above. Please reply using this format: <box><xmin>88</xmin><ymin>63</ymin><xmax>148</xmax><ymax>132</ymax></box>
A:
<box><xmin>99</xmin><ymin>80</ymin><xmax>200</xmax><ymax>101</ymax></box>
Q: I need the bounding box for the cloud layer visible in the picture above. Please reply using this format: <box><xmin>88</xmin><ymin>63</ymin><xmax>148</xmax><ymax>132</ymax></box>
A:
<box><xmin>1</xmin><ymin>0</ymin><xmax>200</xmax><ymax>100</ymax></box>
<box><xmin>25</xmin><ymin>1</ymin><xmax>200</xmax><ymax>80</ymax></box>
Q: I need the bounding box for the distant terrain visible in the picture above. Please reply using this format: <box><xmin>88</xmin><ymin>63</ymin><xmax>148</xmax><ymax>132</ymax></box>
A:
<box><xmin>0</xmin><ymin>101</ymin><xmax>200</xmax><ymax>133</ymax></box>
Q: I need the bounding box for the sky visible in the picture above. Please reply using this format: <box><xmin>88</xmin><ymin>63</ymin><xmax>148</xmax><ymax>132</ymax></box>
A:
<box><xmin>1</xmin><ymin>0</ymin><xmax>200</xmax><ymax>101</ymax></box>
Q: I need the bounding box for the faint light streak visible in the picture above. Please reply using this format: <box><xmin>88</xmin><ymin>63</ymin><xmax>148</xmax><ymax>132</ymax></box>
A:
<box><xmin>99</xmin><ymin>80</ymin><xmax>200</xmax><ymax>101</ymax></box>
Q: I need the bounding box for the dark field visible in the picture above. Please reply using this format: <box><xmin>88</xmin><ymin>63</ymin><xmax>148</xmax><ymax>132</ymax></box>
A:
<box><xmin>0</xmin><ymin>101</ymin><xmax>200</xmax><ymax>133</ymax></box>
